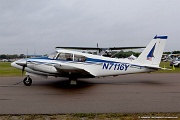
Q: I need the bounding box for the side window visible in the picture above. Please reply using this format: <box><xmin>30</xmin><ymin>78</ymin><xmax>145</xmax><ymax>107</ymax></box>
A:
<box><xmin>74</xmin><ymin>54</ymin><xmax>86</xmax><ymax>62</ymax></box>
<box><xmin>57</xmin><ymin>53</ymin><xmax>73</xmax><ymax>61</ymax></box>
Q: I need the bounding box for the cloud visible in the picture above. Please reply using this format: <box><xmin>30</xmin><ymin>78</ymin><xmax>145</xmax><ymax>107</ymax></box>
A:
<box><xmin>0</xmin><ymin>0</ymin><xmax>179</xmax><ymax>54</ymax></box>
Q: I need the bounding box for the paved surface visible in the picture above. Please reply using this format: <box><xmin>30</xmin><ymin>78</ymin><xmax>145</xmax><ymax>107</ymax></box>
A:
<box><xmin>0</xmin><ymin>73</ymin><xmax>180</xmax><ymax>114</ymax></box>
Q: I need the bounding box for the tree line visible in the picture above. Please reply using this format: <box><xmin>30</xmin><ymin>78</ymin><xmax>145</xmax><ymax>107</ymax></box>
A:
<box><xmin>164</xmin><ymin>51</ymin><xmax>180</xmax><ymax>54</ymax></box>
<box><xmin>112</xmin><ymin>51</ymin><xmax>140</xmax><ymax>58</ymax></box>
<box><xmin>0</xmin><ymin>51</ymin><xmax>180</xmax><ymax>59</ymax></box>
<box><xmin>0</xmin><ymin>54</ymin><xmax>25</xmax><ymax>59</ymax></box>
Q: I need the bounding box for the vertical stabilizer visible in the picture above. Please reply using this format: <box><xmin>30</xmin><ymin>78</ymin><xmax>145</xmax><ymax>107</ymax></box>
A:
<box><xmin>135</xmin><ymin>35</ymin><xmax>167</xmax><ymax>67</ymax></box>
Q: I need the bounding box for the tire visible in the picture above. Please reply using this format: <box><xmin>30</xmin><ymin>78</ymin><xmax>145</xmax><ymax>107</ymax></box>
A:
<box><xmin>23</xmin><ymin>77</ymin><xmax>32</xmax><ymax>86</ymax></box>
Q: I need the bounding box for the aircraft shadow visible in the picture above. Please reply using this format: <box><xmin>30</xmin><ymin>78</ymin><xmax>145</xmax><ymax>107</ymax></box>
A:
<box><xmin>31</xmin><ymin>77</ymin><xmax>167</xmax><ymax>93</ymax></box>
<box><xmin>40</xmin><ymin>78</ymin><xmax>165</xmax><ymax>87</ymax></box>
<box><xmin>38</xmin><ymin>78</ymin><xmax>95</xmax><ymax>90</ymax></box>
<box><xmin>106</xmin><ymin>79</ymin><xmax>166</xmax><ymax>86</ymax></box>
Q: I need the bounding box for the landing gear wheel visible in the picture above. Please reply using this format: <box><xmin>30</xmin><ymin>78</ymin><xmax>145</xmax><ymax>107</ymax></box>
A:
<box><xmin>69</xmin><ymin>78</ymin><xmax>77</xmax><ymax>85</ymax></box>
<box><xmin>23</xmin><ymin>77</ymin><xmax>32</xmax><ymax>86</ymax></box>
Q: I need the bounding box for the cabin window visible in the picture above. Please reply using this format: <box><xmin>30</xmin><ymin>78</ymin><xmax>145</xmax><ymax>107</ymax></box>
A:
<box><xmin>57</xmin><ymin>53</ymin><xmax>73</xmax><ymax>61</ymax></box>
<box><xmin>74</xmin><ymin>54</ymin><xmax>86</xmax><ymax>62</ymax></box>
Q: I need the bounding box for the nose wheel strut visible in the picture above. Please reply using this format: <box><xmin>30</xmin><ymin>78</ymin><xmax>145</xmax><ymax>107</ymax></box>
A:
<box><xmin>23</xmin><ymin>76</ymin><xmax>32</xmax><ymax>86</ymax></box>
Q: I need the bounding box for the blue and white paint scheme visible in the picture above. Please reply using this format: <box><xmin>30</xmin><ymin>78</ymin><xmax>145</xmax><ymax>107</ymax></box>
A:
<box><xmin>11</xmin><ymin>35</ymin><xmax>168</xmax><ymax>86</ymax></box>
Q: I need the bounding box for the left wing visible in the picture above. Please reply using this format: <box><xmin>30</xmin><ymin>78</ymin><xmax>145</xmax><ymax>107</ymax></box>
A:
<box><xmin>54</xmin><ymin>64</ymin><xmax>94</xmax><ymax>78</ymax></box>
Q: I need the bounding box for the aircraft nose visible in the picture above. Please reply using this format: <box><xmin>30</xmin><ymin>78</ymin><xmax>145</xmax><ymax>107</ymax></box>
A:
<box><xmin>11</xmin><ymin>61</ymin><xmax>16</xmax><ymax>67</ymax></box>
<box><xmin>11</xmin><ymin>59</ymin><xmax>27</xmax><ymax>68</ymax></box>
<box><xmin>15</xmin><ymin>59</ymin><xmax>27</xmax><ymax>66</ymax></box>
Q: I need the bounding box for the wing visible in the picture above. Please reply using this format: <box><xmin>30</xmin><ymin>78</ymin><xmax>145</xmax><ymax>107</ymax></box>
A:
<box><xmin>56</xmin><ymin>46</ymin><xmax>145</xmax><ymax>52</ymax></box>
<box><xmin>56</xmin><ymin>47</ymin><xmax>101</xmax><ymax>51</ymax></box>
<box><xmin>54</xmin><ymin>64</ymin><xmax>95</xmax><ymax>78</ymax></box>
<box><xmin>109</xmin><ymin>46</ymin><xmax>145</xmax><ymax>50</ymax></box>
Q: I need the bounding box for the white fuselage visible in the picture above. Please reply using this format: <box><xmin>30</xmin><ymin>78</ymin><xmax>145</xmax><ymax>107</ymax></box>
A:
<box><xmin>11</xmin><ymin>49</ymin><xmax>155</xmax><ymax>78</ymax></box>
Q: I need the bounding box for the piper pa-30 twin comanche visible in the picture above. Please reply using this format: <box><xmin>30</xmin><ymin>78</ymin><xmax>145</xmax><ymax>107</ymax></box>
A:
<box><xmin>11</xmin><ymin>35</ymin><xmax>168</xmax><ymax>86</ymax></box>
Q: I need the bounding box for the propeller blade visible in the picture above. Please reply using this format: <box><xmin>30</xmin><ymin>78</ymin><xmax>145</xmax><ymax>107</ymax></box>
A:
<box><xmin>22</xmin><ymin>65</ymin><xmax>25</xmax><ymax>76</ymax></box>
<box><xmin>21</xmin><ymin>59</ymin><xmax>27</xmax><ymax>76</ymax></box>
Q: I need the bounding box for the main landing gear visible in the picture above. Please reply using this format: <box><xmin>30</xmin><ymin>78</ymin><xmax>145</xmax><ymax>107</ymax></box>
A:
<box><xmin>69</xmin><ymin>78</ymin><xmax>77</xmax><ymax>85</ymax></box>
<box><xmin>23</xmin><ymin>76</ymin><xmax>32</xmax><ymax>86</ymax></box>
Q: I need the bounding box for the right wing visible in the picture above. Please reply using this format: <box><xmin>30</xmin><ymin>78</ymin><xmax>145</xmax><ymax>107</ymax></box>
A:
<box><xmin>55</xmin><ymin>46</ymin><xmax>145</xmax><ymax>53</ymax></box>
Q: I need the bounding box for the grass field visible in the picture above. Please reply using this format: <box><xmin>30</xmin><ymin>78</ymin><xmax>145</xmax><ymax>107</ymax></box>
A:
<box><xmin>0</xmin><ymin>61</ymin><xmax>179</xmax><ymax>77</ymax></box>
<box><xmin>0</xmin><ymin>113</ymin><xmax>179</xmax><ymax>120</ymax></box>
<box><xmin>158</xmin><ymin>61</ymin><xmax>180</xmax><ymax>73</ymax></box>
<box><xmin>0</xmin><ymin>62</ymin><xmax>21</xmax><ymax>77</ymax></box>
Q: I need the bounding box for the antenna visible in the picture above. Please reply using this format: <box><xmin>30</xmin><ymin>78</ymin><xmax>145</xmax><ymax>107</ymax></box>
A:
<box><xmin>26</xmin><ymin>49</ymin><xmax>28</xmax><ymax>59</ymax></box>
<box><xmin>34</xmin><ymin>47</ymin><xmax>36</xmax><ymax>57</ymax></box>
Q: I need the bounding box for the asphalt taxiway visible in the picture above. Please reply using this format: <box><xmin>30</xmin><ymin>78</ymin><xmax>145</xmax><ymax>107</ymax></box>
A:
<box><xmin>0</xmin><ymin>73</ymin><xmax>180</xmax><ymax>114</ymax></box>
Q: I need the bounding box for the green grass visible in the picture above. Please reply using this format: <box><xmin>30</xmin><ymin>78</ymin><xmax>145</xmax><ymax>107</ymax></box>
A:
<box><xmin>0</xmin><ymin>61</ymin><xmax>179</xmax><ymax>77</ymax></box>
<box><xmin>0</xmin><ymin>62</ymin><xmax>21</xmax><ymax>77</ymax></box>
<box><xmin>0</xmin><ymin>113</ymin><xmax>180</xmax><ymax>120</ymax></box>
<box><xmin>157</xmin><ymin>61</ymin><xmax>180</xmax><ymax>73</ymax></box>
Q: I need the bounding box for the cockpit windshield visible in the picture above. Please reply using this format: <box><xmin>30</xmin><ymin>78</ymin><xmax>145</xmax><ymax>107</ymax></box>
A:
<box><xmin>48</xmin><ymin>51</ymin><xmax>87</xmax><ymax>62</ymax></box>
<box><xmin>48</xmin><ymin>51</ymin><xmax>58</xmax><ymax>59</ymax></box>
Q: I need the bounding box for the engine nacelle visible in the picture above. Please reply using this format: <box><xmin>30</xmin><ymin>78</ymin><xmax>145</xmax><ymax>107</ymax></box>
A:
<box><xmin>27</xmin><ymin>62</ymin><xmax>58</xmax><ymax>74</ymax></box>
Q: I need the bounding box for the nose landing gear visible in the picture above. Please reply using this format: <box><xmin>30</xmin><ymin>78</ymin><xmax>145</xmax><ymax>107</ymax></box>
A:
<box><xmin>23</xmin><ymin>76</ymin><xmax>32</xmax><ymax>86</ymax></box>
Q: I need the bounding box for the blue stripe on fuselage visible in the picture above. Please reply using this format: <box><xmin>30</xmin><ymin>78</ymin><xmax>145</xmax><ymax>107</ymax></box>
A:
<box><xmin>86</xmin><ymin>58</ymin><xmax>119</xmax><ymax>63</ymax></box>
<box><xmin>27</xmin><ymin>57</ymin><xmax>146</xmax><ymax>70</ymax></box>
<box><xmin>29</xmin><ymin>56</ymin><xmax>51</xmax><ymax>60</ymax></box>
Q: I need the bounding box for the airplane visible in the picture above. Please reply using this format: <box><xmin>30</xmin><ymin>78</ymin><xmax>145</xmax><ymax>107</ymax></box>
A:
<box><xmin>11</xmin><ymin>35</ymin><xmax>168</xmax><ymax>86</ymax></box>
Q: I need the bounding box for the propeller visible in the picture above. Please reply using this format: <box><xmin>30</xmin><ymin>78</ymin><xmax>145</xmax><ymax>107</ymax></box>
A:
<box><xmin>15</xmin><ymin>59</ymin><xmax>27</xmax><ymax>76</ymax></box>
<box><xmin>21</xmin><ymin>49</ymin><xmax>28</xmax><ymax>76</ymax></box>
<box><xmin>22</xmin><ymin>63</ymin><xmax>27</xmax><ymax>76</ymax></box>
<box><xmin>22</xmin><ymin>49</ymin><xmax>28</xmax><ymax>76</ymax></box>
<box><xmin>12</xmin><ymin>49</ymin><xmax>29</xmax><ymax>76</ymax></box>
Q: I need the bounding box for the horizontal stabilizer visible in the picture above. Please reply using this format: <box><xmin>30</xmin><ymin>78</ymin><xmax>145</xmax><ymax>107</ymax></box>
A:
<box><xmin>144</xmin><ymin>66</ymin><xmax>172</xmax><ymax>71</ymax></box>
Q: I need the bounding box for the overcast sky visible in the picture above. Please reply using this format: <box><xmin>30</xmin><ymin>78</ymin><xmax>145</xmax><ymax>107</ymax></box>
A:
<box><xmin>0</xmin><ymin>0</ymin><xmax>179</xmax><ymax>55</ymax></box>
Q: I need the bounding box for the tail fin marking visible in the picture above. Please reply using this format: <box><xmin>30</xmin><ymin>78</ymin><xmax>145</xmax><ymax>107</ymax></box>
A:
<box><xmin>147</xmin><ymin>43</ymin><xmax>156</xmax><ymax>61</ymax></box>
<box><xmin>135</xmin><ymin>35</ymin><xmax>167</xmax><ymax>67</ymax></box>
